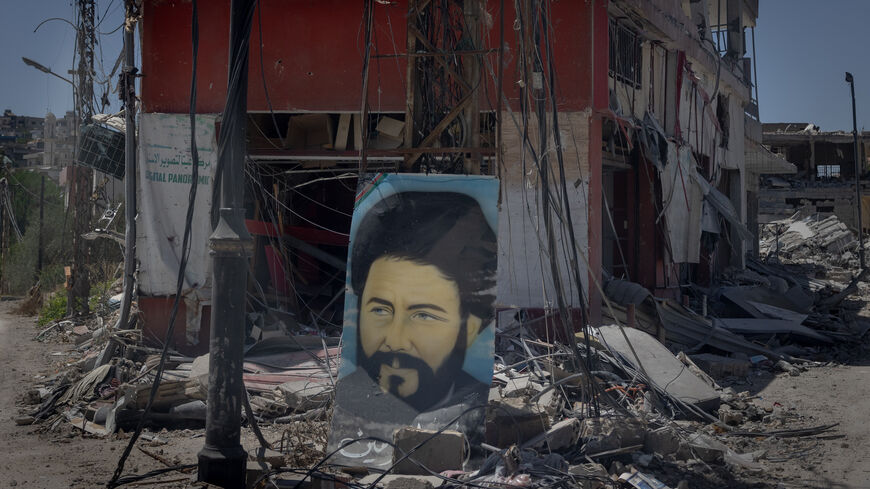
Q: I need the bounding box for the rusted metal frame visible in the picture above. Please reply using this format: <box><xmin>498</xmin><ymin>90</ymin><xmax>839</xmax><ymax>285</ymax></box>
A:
<box><xmin>403</xmin><ymin>90</ymin><xmax>475</xmax><ymax>169</ymax></box>
<box><xmin>495</xmin><ymin>0</ymin><xmax>505</xmax><ymax>177</ymax></box>
<box><xmin>359</xmin><ymin>0</ymin><xmax>375</xmax><ymax>174</ymax></box>
<box><xmin>404</xmin><ymin>0</ymin><xmax>418</xmax><ymax>166</ymax></box>
<box><xmin>407</xmin><ymin>24</ymin><xmax>472</xmax><ymax>92</ymax></box>
<box><xmin>463</xmin><ymin>0</ymin><xmax>483</xmax><ymax>174</ymax></box>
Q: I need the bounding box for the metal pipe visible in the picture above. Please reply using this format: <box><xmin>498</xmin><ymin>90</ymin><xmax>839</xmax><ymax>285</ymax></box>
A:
<box><xmin>118</xmin><ymin>2</ymin><xmax>138</xmax><ymax>341</ymax></box>
<box><xmin>197</xmin><ymin>0</ymin><xmax>255</xmax><ymax>486</ymax></box>
<box><xmin>847</xmin><ymin>72</ymin><xmax>865</xmax><ymax>270</ymax></box>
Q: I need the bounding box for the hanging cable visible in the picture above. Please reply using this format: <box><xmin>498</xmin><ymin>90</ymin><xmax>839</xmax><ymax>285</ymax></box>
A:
<box><xmin>107</xmin><ymin>0</ymin><xmax>201</xmax><ymax>485</ymax></box>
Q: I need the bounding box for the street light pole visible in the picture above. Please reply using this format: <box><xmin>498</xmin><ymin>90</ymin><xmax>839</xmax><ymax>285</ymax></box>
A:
<box><xmin>197</xmin><ymin>0</ymin><xmax>255</xmax><ymax>486</ymax></box>
<box><xmin>847</xmin><ymin>72</ymin><xmax>864</xmax><ymax>270</ymax></box>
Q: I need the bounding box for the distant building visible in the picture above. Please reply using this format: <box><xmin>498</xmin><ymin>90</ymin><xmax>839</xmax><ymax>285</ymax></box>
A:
<box><xmin>757</xmin><ymin>123</ymin><xmax>870</xmax><ymax>232</ymax></box>
<box><xmin>0</xmin><ymin>109</ymin><xmax>44</xmax><ymax>166</ymax></box>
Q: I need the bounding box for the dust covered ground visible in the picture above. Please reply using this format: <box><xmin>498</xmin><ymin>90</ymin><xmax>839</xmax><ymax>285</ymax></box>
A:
<box><xmin>0</xmin><ymin>300</ymin><xmax>324</xmax><ymax>488</ymax></box>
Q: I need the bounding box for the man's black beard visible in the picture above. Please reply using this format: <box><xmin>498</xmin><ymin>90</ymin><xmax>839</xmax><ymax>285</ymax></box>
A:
<box><xmin>358</xmin><ymin>320</ymin><xmax>468</xmax><ymax>412</ymax></box>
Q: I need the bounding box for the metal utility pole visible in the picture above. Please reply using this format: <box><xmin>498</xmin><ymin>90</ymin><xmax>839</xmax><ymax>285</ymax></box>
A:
<box><xmin>37</xmin><ymin>175</ymin><xmax>44</xmax><ymax>278</ymax></box>
<box><xmin>118</xmin><ymin>0</ymin><xmax>138</xmax><ymax>335</ymax></box>
<box><xmin>847</xmin><ymin>72</ymin><xmax>865</xmax><ymax>270</ymax></box>
<box><xmin>197</xmin><ymin>0</ymin><xmax>255</xmax><ymax>486</ymax></box>
<box><xmin>70</xmin><ymin>0</ymin><xmax>95</xmax><ymax>314</ymax></box>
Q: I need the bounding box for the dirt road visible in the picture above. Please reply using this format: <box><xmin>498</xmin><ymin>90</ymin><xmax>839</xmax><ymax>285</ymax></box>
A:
<box><xmin>0</xmin><ymin>301</ymin><xmax>202</xmax><ymax>488</ymax></box>
<box><xmin>755</xmin><ymin>363</ymin><xmax>870</xmax><ymax>488</ymax></box>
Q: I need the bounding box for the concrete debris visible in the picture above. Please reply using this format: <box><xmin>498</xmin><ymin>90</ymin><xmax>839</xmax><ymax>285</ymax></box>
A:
<box><xmin>357</xmin><ymin>475</ymin><xmax>441</xmax><ymax>489</ymax></box>
<box><xmin>596</xmin><ymin>325</ymin><xmax>721</xmax><ymax>412</ymax></box>
<box><xmin>248</xmin><ymin>447</ymin><xmax>286</xmax><ymax>469</ymax></box>
<box><xmin>580</xmin><ymin>417</ymin><xmax>646</xmax><ymax>454</ymax></box>
<box><xmin>277</xmin><ymin>380</ymin><xmax>333</xmax><ymax>411</ymax></box>
<box><xmin>391</xmin><ymin>428</ymin><xmax>466</xmax><ymax>475</ymax></box>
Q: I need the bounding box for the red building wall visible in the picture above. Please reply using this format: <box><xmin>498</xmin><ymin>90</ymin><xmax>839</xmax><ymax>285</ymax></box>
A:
<box><xmin>141</xmin><ymin>0</ymin><xmax>595</xmax><ymax>114</ymax></box>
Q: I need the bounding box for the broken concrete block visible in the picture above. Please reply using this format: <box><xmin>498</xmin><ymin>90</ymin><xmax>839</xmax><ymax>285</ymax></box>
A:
<box><xmin>14</xmin><ymin>415</ymin><xmax>35</xmax><ymax>425</ymax></box>
<box><xmin>684</xmin><ymin>433</ymin><xmax>726</xmax><ymax>463</ymax></box>
<box><xmin>774</xmin><ymin>360</ymin><xmax>801</xmax><ymax>376</ymax></box>
<box><xmin>392</xmin><ymin>427</ymin><xmax>465</xmax><ymax>475</ymax></box>
<box><xmin>277</xmin><ymin>381</ymin><xmax>333</xmax><ymax>411</ymax></box>
<box><xmin>248</xmin><ymin>447</ymin><xmax>286</xmax><ymax>469</ymax></box>
<box><xmin>534</xmin><ymin>389</ymin><xmax>559</xmax><ymax>415</ymax></box>
<box><xmin>580</xmin><ymin>417</ymin><xmax>646</xmax><ymax>454</ymax></box>
<box><xmin>502</xmin><ymin>376</ymin><xmax>542</xmax><ymax>399</ymax></box>
<box><xmin>526</xmin><ymin>418</ymin><xmax>581</xmax><ymax>451</ymax></box>
<box><xmin>383</xmin><ymin>476</ymin><xmax>435</xmax><ymax>489</ymax></box>
<box><xmin>644</xmin><ymin>427</ymin><xmax>681</xmax><ymax>456</ymax></box>
<box><xmin>567</xmin><ymin>463</ymin><xmax>609</xmax><ymax>489</ymax></box>
<box><xmin>485</xmin><ymin>397</ymin><xmax>549</xmax><ymax>447</ymax></box>
<box><xmin>690</xmin><ymin>353</ymin><xmax>750</xmax><ymax>379</ymax></box>
<box><xmin>596</xmin><ymin>326</ymin><xmax>720</xmax><ymax>412</ymax></box>
<box><xmin>358</xmin><ymin>475</ymin><xmax>441</xmax><ymax>489</ymax></box>
<box><xmin>246</xmin><ymin>460</ymin><xmax>271</xmax><ymax>489</ymax></box>
<box><xmin>718</xmin><ymin>406</ymin><xmax>744</xmax><ymax>426</ymax></box>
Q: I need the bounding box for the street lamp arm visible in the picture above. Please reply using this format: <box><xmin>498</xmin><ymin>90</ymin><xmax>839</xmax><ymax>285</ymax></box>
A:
<box><xmin>33</xmin><ymin>17</ymin><xmax>79</xmax><ymax>34</ymax></box>
<box><xmin>21</xmin><ymin>57</ymin><xmax>75</xmax><ymax>86</ymax></box>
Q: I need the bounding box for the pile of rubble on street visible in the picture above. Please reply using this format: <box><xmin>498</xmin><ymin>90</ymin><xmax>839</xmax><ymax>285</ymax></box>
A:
<box><xmin>11</xmin><ymin>221</ymin><xmax>870</xmax><ymax>489</ymax></box>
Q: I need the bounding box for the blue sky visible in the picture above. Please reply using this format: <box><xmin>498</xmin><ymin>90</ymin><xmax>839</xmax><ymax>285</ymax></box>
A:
<box><xmin>755</xmin><ymin>0</ymin><xmax>870</xmax><ymax>131</ymax></box>
<box><xmin>1</xmin><ymin>1</ymin><xmax>867</xmax><ymax>132</ymax></box>
<box><xmin>0</xmin><ymin>0</ymin><xmax>124</xmax><ymax>119</ymax></box>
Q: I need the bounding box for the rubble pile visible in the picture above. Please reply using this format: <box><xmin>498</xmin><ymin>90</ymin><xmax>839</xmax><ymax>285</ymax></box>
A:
<box><xmin>759</xmin><ymin>212</ymin><xmax>862</xmax><ymax>270</ymax></box>
<box><xmin>12</xmin><ymin>260</ymin><xmax>870</xmax><ymax>488</ymax></box>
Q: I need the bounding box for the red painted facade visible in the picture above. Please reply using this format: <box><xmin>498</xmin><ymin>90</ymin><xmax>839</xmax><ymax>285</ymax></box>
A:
<box><xmin>141</xmin><ymin>0</ymin><xmax>595</xmax><ymax>113</ymax></box>
<box><xmin>139</xmin><ymin>0</ymin><xmax>605</xmax><ymax>350</ymax></box>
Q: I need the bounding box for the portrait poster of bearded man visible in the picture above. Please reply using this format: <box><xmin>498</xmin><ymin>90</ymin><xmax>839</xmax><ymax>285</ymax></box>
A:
<box><xmin>327</xmin><ymin>173</ymin><xmax>499</xmax><ymax>469</ymax></box>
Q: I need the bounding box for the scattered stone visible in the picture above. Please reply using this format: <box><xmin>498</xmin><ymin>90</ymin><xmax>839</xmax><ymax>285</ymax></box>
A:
<box><xmin>486</xmin><ymin>397</ymin><xmax>549</xmax><ymax>447</ymax></box>
<box><xmin>526</xmin><ymin>417</ymin><xmax>581</xmax><ymax>451</ymax></box>
<box><xmin>690</xmin><ymin>353</ymin><xmax>751</xmax><ymax>379</ymax></box>
<box><xmin>502</xmin><ymin>376</ymin><xmax>542</xmax><ymax>398</ymax></box>
<box><xmin>14</xmin><ymin>415</ymin><xmax>35</xmax><ymax>426</ymax></box>
<box><xmin>718</xmin><ymin>406</ymin><xmax>744</xmax><ymax>426</ymax></box>
<box><xmin>384</xmin><ymin>476</ymin><xmax>437</xmax><ymax>489</ymax></box>
<box><xmin>644</xmin><ymin>427</ymin><xmax>681</xmax><ymax>456</ymax></box>
<box><xmin>567</xmin><ymin>463</ymin><xmax>609</xmax><ymax>489</ymax></box>
<box><xmin>277</xmin><ymin>380</ymin><xmax>333</xmax><ymax>411</ymax></box>
<box><xmin>358</xmin><ymin>474</ymin><xmax>443</xmax><ymax>489</ymax></box>
<box><xmin>248</xmin><ymin>447</ymin><xmax>286</xmax><ymax>469</ymax></box>
<box><xmin>581</xmin><ymin>417</ymin><xmax>646</xmax><ymax>454</ymax></box>
<box><xmin>774</xmin><ymin>360</ymin><xmax>801</xmax><ymax>376</ymax></box>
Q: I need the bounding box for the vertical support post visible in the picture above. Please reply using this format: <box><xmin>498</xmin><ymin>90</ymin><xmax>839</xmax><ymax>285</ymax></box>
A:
<box><xmin>847</xmin><ymin>72</ymin><xmax>865</xmax><ymax>270</ymax></box>
<box><xmin>197</xmin><ymin>0</ymin><xmax>255</xmax><ymax>486</ymax></box>
<box><xmin>37</xmin><ymin>175</ymin><xmax>45</xmax><ymax>278</ymax></box>
<box><xmin>463</xmin><ymin>0</ymin><xmax>482</xmax><ymax>175</ymax></box>
<box><xmin>404</xmin><ymin>0</ymin><xmax>417</xmax><ymax>159</ymax></box>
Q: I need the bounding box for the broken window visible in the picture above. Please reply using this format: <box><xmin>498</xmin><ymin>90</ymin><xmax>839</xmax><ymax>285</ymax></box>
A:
<box><xmin>817</xmin><ymin>165</ymin><xmax>841</xmax><ymax>179</ymax></box>
<box><xmin>609</xmin><ymin>19</ymin><xmax>642</xmax><ymax>89</ymax></box>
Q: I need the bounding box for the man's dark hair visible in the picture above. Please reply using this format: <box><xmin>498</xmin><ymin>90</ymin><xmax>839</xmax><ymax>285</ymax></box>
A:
<box><xmin>350</xmin><ymin>191</ymin><xmax>497</xmax><ymax>324</ymax></box>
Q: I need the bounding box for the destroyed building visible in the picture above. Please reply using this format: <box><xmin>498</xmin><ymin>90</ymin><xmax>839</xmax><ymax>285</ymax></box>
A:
<box><xmin>759</xmin><ymin>122</ymin><xmax>870</xmax><ymax>232</ymax></box>
<box><xmin>134</xmin><ymin>0</ymin><xmax>764</xmax><ymax>352</ymax></box>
